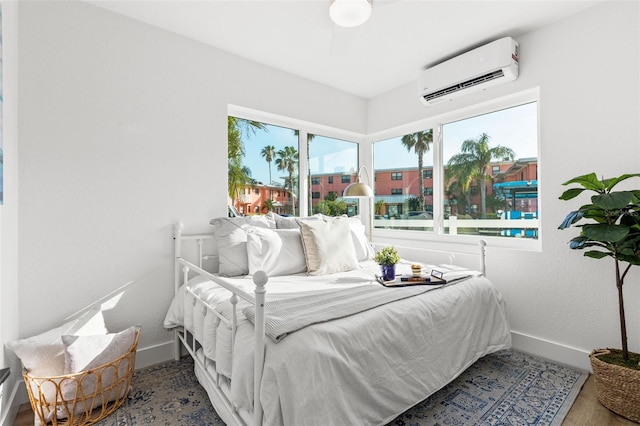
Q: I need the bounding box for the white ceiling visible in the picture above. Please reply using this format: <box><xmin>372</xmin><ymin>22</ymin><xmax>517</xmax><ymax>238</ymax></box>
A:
<box><xmin>89</xmin><ymin>0</ymin><xmax>604</xmax><ymax>99</ymax></box>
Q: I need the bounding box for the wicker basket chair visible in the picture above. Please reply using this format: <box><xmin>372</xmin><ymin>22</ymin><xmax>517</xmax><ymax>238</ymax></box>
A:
<box><xmin>24</xmin><ymin>329</ymin><xmax>139</xmax><ymax>426</ymax></box>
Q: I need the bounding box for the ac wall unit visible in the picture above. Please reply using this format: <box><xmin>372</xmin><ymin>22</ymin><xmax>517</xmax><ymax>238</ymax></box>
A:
<box><xmin>419</xmin><ymin>37</ymin><xmax>519</xmax><ymax>106</ymax></box>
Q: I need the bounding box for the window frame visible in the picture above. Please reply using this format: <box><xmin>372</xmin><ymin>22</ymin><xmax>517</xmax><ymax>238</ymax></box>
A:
<box><xmin>229</xmin><ymin>89</ymin><xmax>540</xmax><ymax>252</ymax></box>
<box><xmin>228</xmin><ymin>104</ymin><xmax>367</xmax><ymax>221</ymax></box>
<box><xmin>367</xmin><ymin>89</ymin><xmax>541</xmax><ymax>252</ymax></box>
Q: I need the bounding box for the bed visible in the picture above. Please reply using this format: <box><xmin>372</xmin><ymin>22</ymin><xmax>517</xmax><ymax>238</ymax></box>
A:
<box><xmin>164</xmin><ymin>213</ymin><xmax>511</xmax><ymax>426</ymax></box>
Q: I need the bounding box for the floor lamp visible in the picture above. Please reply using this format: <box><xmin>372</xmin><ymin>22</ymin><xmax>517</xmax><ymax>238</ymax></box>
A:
<box><xmin>343</xmin><ymin>166</ymin><xmax>374</xmax><ymax>242</ymax></box>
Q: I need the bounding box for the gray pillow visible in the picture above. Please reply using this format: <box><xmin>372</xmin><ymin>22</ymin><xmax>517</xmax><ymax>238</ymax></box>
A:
<box><xmin>210</xmin><ymin>215</ymin><xmax>276</xmax><ymax>276</ymax></box>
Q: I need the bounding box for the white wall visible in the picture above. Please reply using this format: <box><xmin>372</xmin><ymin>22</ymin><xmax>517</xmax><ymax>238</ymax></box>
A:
<box><xmin>0</xmin><ymin>1</ymin><xmax>21</xmax><ymax>423</ymax></box>
<box><xmin>15</xmin><ymin>0</ymin><xmax>367</xmax><ymax>366</ymax></box>
<box><xmin>368</xmin><ymin>0</ymin><xmax>640</xmax><ymax>370</ymax></box>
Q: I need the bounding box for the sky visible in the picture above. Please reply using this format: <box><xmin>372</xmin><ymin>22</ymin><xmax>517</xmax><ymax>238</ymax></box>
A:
<box><xmin>238</xmin><ymin>102</ymin><xmax>537</xmax><ymax>185</ymax></box>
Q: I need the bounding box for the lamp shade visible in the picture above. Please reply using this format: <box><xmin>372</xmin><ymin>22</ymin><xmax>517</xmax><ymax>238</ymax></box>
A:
<box><xmin>343</xmin><ymin>182</ymin><xmax>374</xmax><ymax>198</ymax></box>
<box><xmin>329</xmin><ymin>0</ymin><xmax>372</xmax><ymax>28</ymax></box>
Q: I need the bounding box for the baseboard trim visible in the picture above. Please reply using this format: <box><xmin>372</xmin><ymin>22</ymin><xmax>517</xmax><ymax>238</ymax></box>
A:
<box><xmin>511</xmin><ymin>330</ymin><xmax>592</xmax><ymax>372</ymax></box>
<box><xmin>1</xmin><ymin>380</ymin><xmax>24</xmax><ymax>426</ymax></box>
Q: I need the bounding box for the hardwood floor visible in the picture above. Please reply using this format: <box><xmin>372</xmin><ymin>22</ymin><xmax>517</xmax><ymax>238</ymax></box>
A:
<box><xmin>563</xmin><ymin>374</ymin><xmax>637</xmax><ymax>425</ymax></box>
<box><xmin>12</xmin><ymin>374</ymin><xmax>638</xmax><ymax>425</ymax></box>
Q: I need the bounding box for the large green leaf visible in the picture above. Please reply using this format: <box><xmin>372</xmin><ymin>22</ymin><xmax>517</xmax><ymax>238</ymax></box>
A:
<box><xmin>561</xmin><ymin>172</ymin><xmax>605</xmax><ymax>191</ymax></box>
<box><xmin>592</xmin><ymin>192</ymin><xmax>633</xmax><ymax>210</ymax></box>
<box><xmin>558</xmin><ymin>187</ymin><xmax>585</xmax><ymax>201</ymax></box>
<box><xmin>582</xmin><ymin>223</ymin><xmax>630</xmax><ymax>242</ymax></box>
<box><xmin>584</xmin><ymin>250</ymin><xmax>611</xmax><ymax>259</ymax></box>
<box><xmin>603</xmin><ymin>173</ymin><xmax>640</xmax><ymax>191</ymax></box>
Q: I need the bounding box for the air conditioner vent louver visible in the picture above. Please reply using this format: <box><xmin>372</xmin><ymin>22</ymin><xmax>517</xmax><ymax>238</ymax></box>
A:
<box><xmin>424</xmin><ymin>70</ymin><xmax>505</xmax><ymax>102</ymax></box>
<box><xmin>419</xmin><ymin>37</ymin><xmax>519</xmax><ymax>106</ymax></box>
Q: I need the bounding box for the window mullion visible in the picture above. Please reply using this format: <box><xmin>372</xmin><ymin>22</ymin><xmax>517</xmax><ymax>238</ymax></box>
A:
<box><xmin>432</xmin><ymin>124</ymin><xmax>444</xmax><ymax>236</ymax></box>
<box><xmin>298</xmin><ymin>130</ymin><xmax>309</xmax><ymax>217</ymax></box>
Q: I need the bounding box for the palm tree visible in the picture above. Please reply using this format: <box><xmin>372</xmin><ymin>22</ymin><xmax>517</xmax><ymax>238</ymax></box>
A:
<box><xmin>275</xmin><ymin>146</ymin><xmax>299</xmax><ymax>215</ymax></box>
<box><xmin>227</xmin><ymin>117</ymin><xmax>266</xmax><ymax>209</ymax></box>
<box><xmin>263</xmin><ymin>198</ymin><xmax>276</xmax><ymax>213</ymax></box>
<box><xmin>260</xmin><ymin>145</ymin><xmax>276</xmax><ymax>186</ymax></box>
<box><xmin>401</xmin><ymin>130</ymin><xmax>433</xmax><ymax>211</ymax></box>
<box><xmin>446</xmin><ymin>133</ymin><xmax>515</xmax><ymax>218</ymax></box>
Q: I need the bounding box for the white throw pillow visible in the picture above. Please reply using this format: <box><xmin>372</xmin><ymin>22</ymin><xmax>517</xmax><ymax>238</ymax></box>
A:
<box><xmin>210</xmin><ymin>215</ymin><xmax>276</xmax><ymax>276</ymax></box>
<box><xmin>6</xmin><ymin>309</ymin><xmax>107</xmax><ymax>377</ymax></box>
<box><xmin>58</xmin><ymin>326</ymin><xmax>140</xmax><ymax>419</ymax></box>
<box><xmin>298</xmin><ymin>217</ymin><xmax>359</xmax><ymax>275</ymax></box>
<box><xmin>246</xmin><ymin>228</ymin><xmax>307</xmax><ymax>276</ymax></box>
<box><xmin>345</xmin><ymin>216</ymin><xmax>375</xmax><ymax>261</ymax></box>
<box><xmin>274</xmin><ymin>213</ymin><xmax>322</xmax><ymax>229</ymax></box>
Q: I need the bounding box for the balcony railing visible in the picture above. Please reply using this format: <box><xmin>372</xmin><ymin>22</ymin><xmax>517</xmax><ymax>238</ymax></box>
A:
<box><xmin>374</xmin><ymin>216</ymin><xmax>539</xmax><ymax>239</ymax></box>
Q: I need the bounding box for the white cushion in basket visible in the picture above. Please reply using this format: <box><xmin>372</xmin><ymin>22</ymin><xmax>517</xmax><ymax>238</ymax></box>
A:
<box><xmin>57</xmin><ymin>326</ymin><xmax>140</xmax><ymax>420</ymax></box>
<box><xmin>246</xmin><ymin>227</ymin><xmax>307</xmax><ymax>276</ymax></box>
<box><xmin>6</xmin><ymin>309</ymin><xmax>107</xmax><ymax>377</ymax></box>
<box><xmin>210</xmin><ymin>215</ymin><xmax>276</xmax><ymax>277</ymax></box>
<box><xmin>62</xmin><ymin>325</ymin><xmax>139</xmax><ymax>373</ymax></box>
<box><xmin>298</xmin><ymin>217</ymin><xmax>359</xmax><ymax>275</ymax></box>
<box><xmin>5</xmin><ymin>309</ymin><xmax>108</xmax><ymax>425</ymax></box>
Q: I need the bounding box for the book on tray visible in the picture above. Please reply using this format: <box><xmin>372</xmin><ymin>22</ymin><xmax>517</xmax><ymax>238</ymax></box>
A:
<box><xmin>378</xmin><ymin>274</ymin><xmax>445</xmax><ymax>287</ymax></box>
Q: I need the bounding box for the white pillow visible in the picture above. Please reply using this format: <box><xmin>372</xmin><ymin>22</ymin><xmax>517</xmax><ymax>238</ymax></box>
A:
<box><xmin>210</xmin><ymin>215</ymin><xmax>276</xmax><ymax>276</ymax></box>
<box><xmin>58</xmin><ymin>326</ymin><xmax>140</xmax><ymax>420</ymax></box>
<box><xmin>62</xmin><ymin>325</ymin><xmax>139</xmax><ymax>373</ymax></box>
<box><xmin>298</xmin><ymin>217</ymin><xmax>359</xmax><ymax>275</ymax></box>
<box><xmin>274</xmin><ymin>213</ymin><xmax>322</xmax><ymax>229</ymax></box>
<box><xmin>246</xmin><ymin>228</ymin><xmax>307</xmax><ymax>276</ymax></box>
<box><xmin>345</xmin><ymin>216</ymin><xmax>375</xmax><ymax>261</ymax></box>
<box><xmin>6</xmin><ymin>309</ymin><xmax>107</xmax><ymax>377</ymax></box>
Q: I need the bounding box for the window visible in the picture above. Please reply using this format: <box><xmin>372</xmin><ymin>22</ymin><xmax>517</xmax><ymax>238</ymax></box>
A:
<box><xmin>311</xmin><ymin>177</ymin><xmax>320</xmax><ymax>185</ymax></box>
<box><xmin>373</xmin><ymin>96</ymin><xmax>538</xmax><ymax>242</ymax></box>
<box><xmin>312</xmin><ymin>192</ymin><xmax>321</xmax><ymax>199</ymax></box>
<box><xmin>442</xmin><ymin>102</ymin><xmax>538</xmax><ymax>239</ymax></box>
<box><xmin>228</xmin><ymin>117</ymin><xmax>299</xmax><ymax>216</ymax></box>
<box><xmin>373</xmin><ymin>129</ymin><xmax>434</xmax><ymax>231</ymax></box>
<box><xmin>308</xmin><ymin>135</ymin><xmax>358</xmax><ymax>216</ymax></box>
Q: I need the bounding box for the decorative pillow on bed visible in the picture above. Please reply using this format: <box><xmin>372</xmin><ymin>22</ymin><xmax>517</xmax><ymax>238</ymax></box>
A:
<box><xmin>210</xmin><ymin>215</ymin><xmax>277</xmax><ymax>276</ymax></box>
<box><xmin>246</xmin><ymin>228</ymin><xmax>307</xmax><ymax>276</ymax></box>
<box><xmin>344</xmin><ymin>216</ymin><xmax>375</xmax><ymax>261</ymax></box>
<box><xmin>5</xmin><ymin>309</ymin><xmax>108</xmax><ymax>377</ymax></box>
<box><xmin>273</xmin><ymin>213</ymin><xmax>322</xmax><ymax>229</ymax></box>
<box><xmin>298</xmin><ymin>217</ymin><xmax>359</xmax><ymax>275</ymax></box>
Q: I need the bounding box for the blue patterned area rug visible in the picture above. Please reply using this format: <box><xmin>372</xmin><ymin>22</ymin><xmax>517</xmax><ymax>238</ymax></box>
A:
<box><xmin>94</xmin><ymin>349</ymin><xmax>587</xmax><ymax>426</ymax></box>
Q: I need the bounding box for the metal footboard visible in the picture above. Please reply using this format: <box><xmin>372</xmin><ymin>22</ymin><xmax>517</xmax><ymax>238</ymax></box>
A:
<box><xmin>173</xmin><ymin>222</ymin><xmax>267</xmax><ymax>426</ymax></box>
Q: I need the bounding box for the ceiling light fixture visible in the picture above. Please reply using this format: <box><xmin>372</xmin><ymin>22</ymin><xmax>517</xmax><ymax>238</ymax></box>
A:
<box><xmin>329</xmin><ymin>0</ymin><xmax>372</xmax><ymax>28</ymax></box>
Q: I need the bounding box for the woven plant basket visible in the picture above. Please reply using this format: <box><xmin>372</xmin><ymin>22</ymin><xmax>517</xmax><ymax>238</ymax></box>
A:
<box><xmin>589</xmin><ymin>348</ymin><xmax>640</xmax><ymax>423</ymax></box>
<box><xmin>24</xmin><ymin>330</ymin><xmax>139</xmax><ymax>426</ymax></box>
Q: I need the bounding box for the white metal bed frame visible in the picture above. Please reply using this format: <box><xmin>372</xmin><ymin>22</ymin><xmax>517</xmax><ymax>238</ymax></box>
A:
<box><xmin>172</xmin><ymin>222</ymin><xmax>488</xmax><ymax>426</ymax></box>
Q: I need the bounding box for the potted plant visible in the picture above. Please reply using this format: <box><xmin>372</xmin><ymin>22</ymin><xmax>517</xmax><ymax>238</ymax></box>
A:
<box><xmin>374</xmin><ymin>246</ymin><xmax>400</xmax><ymax>281</ymax></box>
<box><xmin>558</xmin><ymin>172</ymin><xmax>640</xmax><ymax>422</ymax></box>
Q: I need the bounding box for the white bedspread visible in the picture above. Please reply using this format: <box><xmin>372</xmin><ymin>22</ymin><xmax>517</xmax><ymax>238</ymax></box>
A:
<box><xmin>164</xmin><ymin>261</ymin><xmax>511</xmax><ymax>426</ymax></box>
